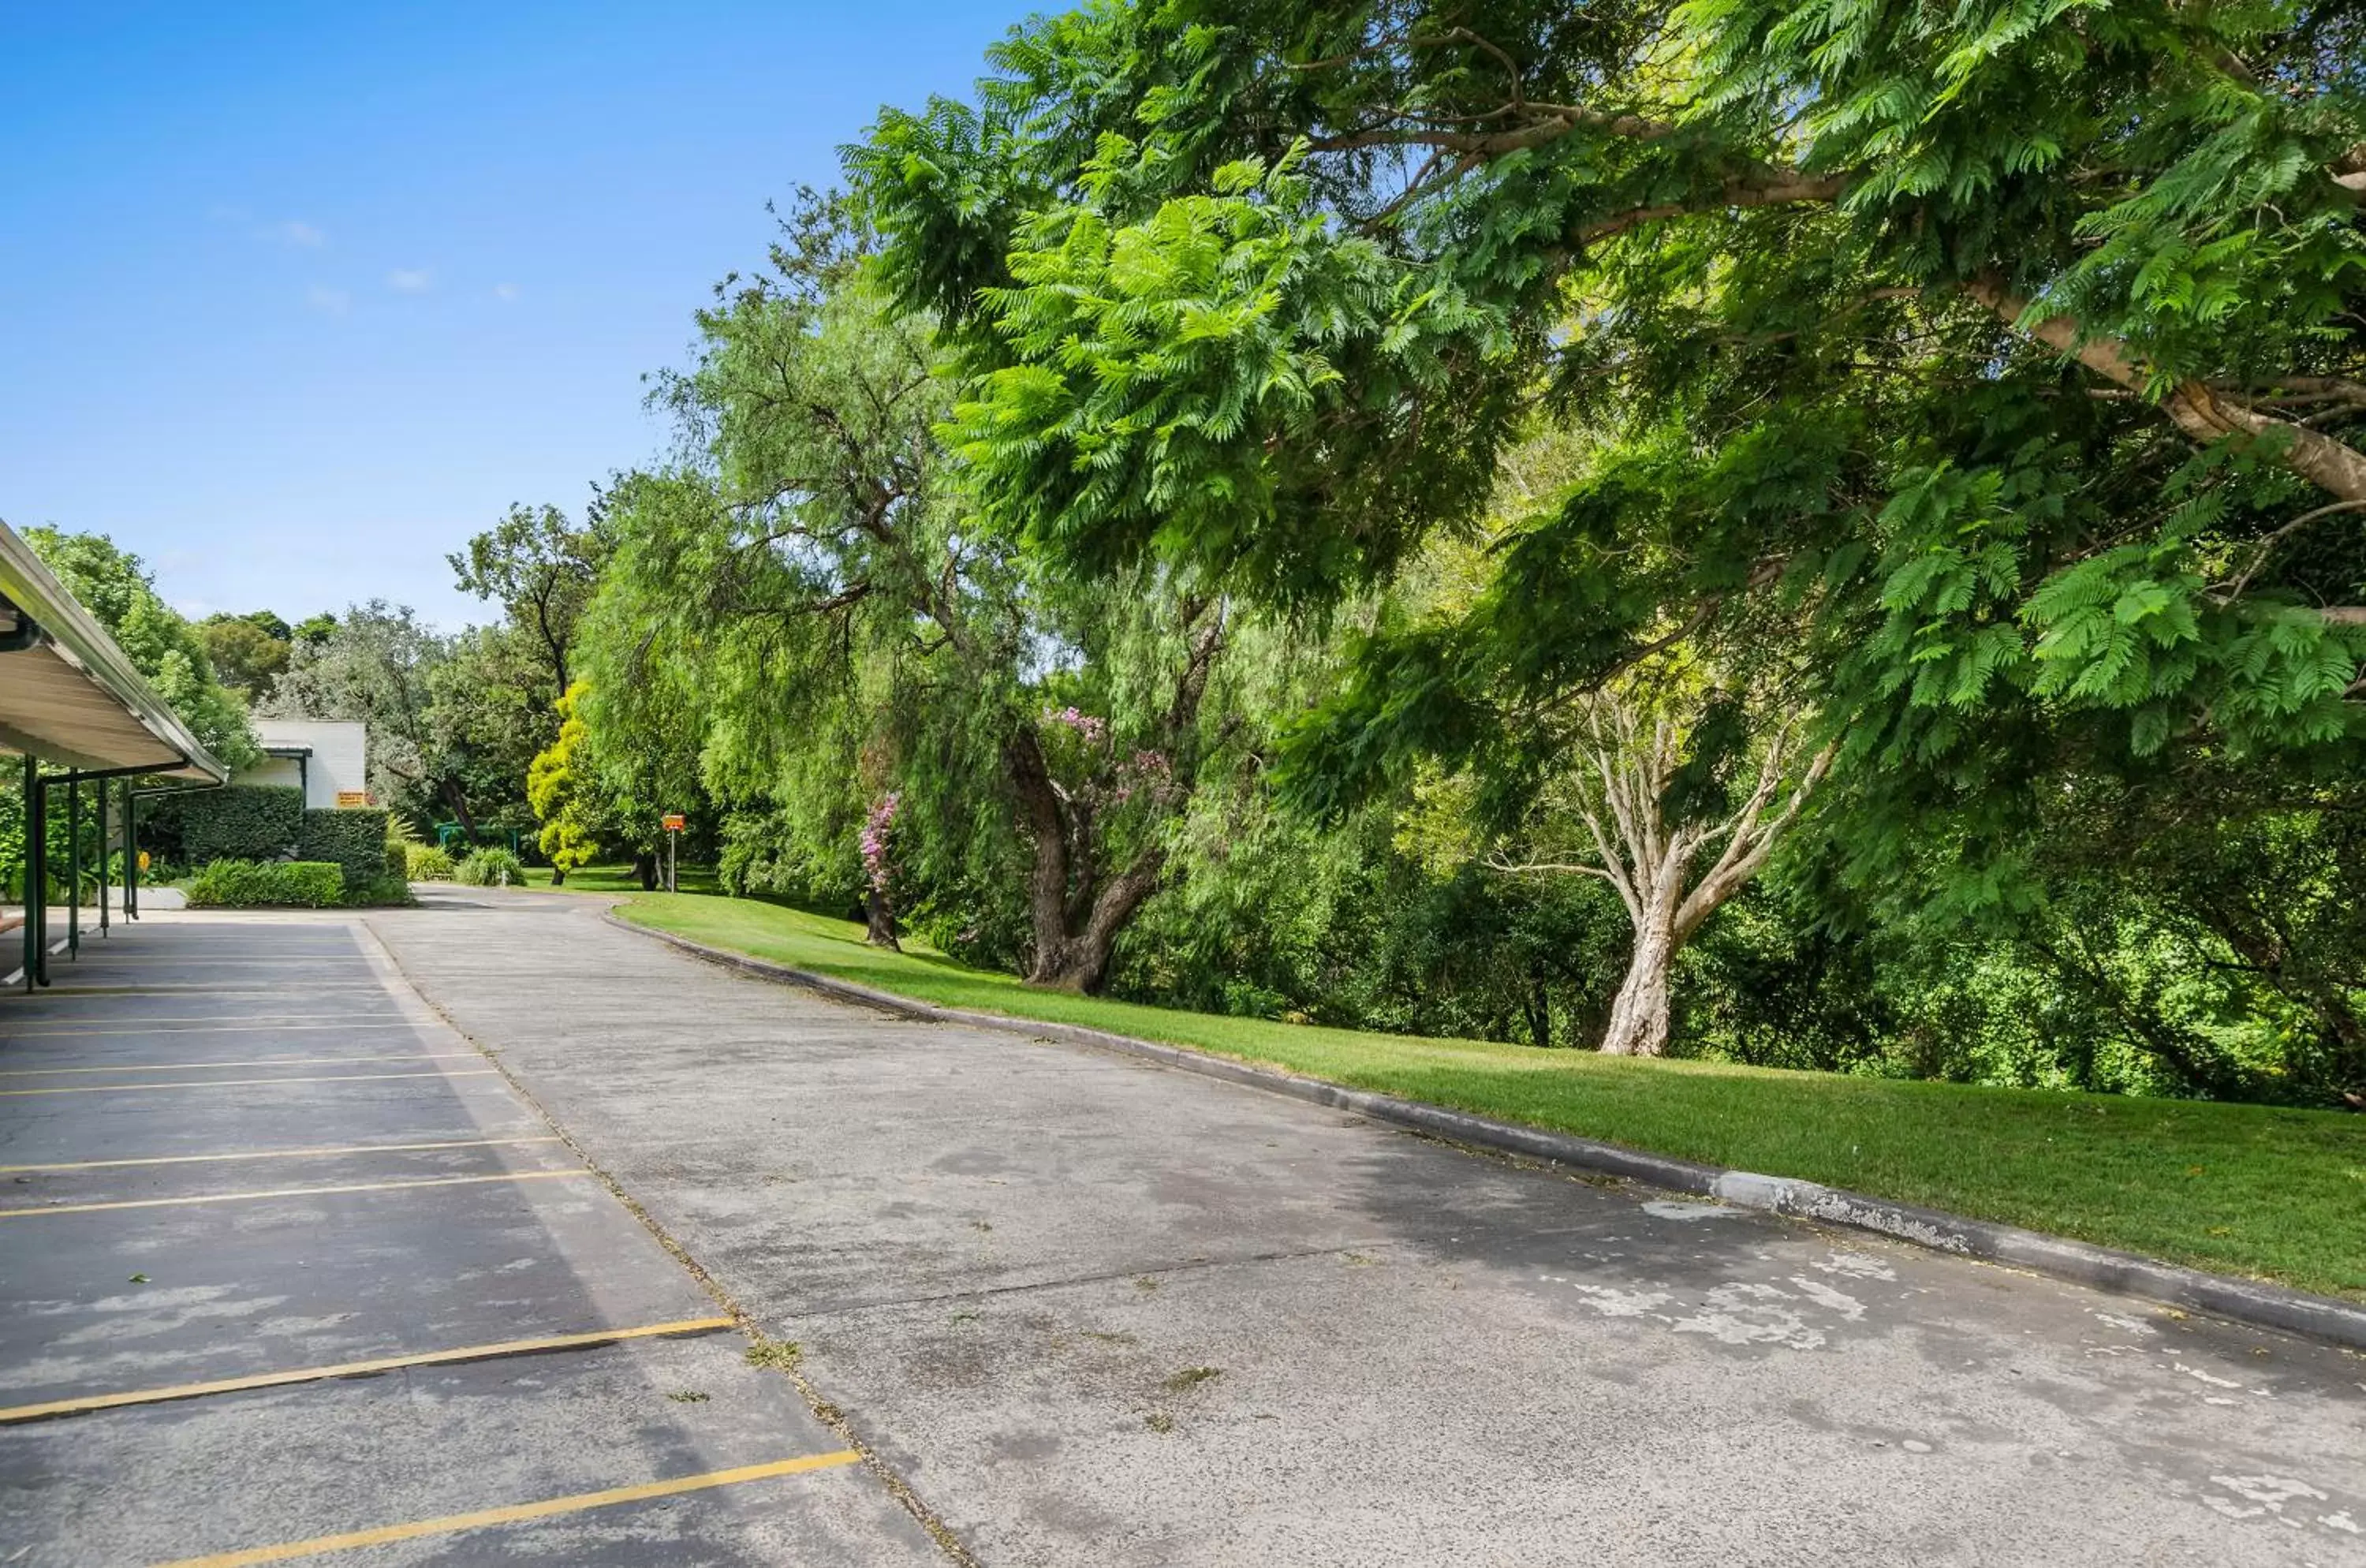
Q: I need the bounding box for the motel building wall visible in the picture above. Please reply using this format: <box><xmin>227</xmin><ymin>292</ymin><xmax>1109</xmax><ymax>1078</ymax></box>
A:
<box><xmin>237</xmin><ymin>719</ymin><xmax>371</xmax><ymax>808</ymax></box>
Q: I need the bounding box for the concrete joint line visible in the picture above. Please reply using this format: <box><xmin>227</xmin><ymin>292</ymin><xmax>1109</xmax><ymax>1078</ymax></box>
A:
<box><xmin>610</xmin><ymin>912</ymin><xmax>2366</xmax><ymax>1353</ymax></box>
<box><xmin>353</xmin><ymin>916</ymin><xmax>984</xmax><ymax>1568</ymax></box>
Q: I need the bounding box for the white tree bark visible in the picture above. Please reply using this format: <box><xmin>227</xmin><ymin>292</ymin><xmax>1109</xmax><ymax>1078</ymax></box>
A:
<box><xmin>1492</xmin><ymin>692</ymin><xmax>1835</xmax><ymax>1056</ymax></box>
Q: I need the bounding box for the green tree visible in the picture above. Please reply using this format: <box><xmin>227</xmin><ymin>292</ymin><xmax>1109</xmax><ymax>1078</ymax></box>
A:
<box><xmin>265</xmin><ymin>602</ymin><xmax>483</xmax><ymax>834</ymax></box>
<box><xmin>526</xmin><ymin>681</ymin><xmax>612</xmax><ymax>884</ymax></box>
<box><xmin>197</xmin><ymin>611</ymin><xmax>292</xmax><ymax>704</ymax></box>
<box><xmin>24</xmin><ymin>528</ymin><xmax>256</xmax><ymax>767</ymax></box>
<box><xmin>854</xmin><ymin>0</ymin><xmax>2366</xmax><ymax>794</ymax></box>
<box><xmin>449</xmin><ymin>502</ymin><xmax>613</xmax><ymax>696</ymax></box>
<box><xmin>585</xmin><ymin>196</ymin><xmax>1259</xmax><ymax>988</ymax></box>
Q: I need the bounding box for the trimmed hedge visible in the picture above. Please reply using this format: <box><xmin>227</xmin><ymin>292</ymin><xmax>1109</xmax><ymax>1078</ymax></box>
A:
<box><xmin>185</xmin><ymin>860</ymin><xmax>345</xmax><ymax>909</ymax></box>
<box><xmin>169</xmin><ymin>786</ymin><xmax>304</xmax><ymax>864</ymax></box>
<box><xmin>298</xmin><ymin>807</ymin><xmax>390</xmax><ymax>892</ymax></box>
<box><xmin>340</xmin><ymin>875</ymin><xmax>417</xmax><ymax>908</ymax></box>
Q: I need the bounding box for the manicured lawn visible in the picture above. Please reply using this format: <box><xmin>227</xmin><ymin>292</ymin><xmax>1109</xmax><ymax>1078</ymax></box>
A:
<box><xmin>522</xmin><ymin>862</ymin><xmax>721</xmax><ymax>896</ymax></box>
<box><xmin>615</xmin><ymin>892</ymin><xmax>2366</xmax><ymax>1301</ymax></box>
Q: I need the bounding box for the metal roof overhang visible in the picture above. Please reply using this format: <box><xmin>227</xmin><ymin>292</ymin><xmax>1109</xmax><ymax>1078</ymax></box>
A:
<box><xmin>0</xmin><ymin>520</ymin><xmax>230</xmax><ymax>783</ymax></box>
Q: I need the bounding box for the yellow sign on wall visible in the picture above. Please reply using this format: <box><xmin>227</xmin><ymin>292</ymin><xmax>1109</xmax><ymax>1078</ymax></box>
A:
<box><xmin>335</xmin><ymin>791</ymin><xmax>371</xmax><ymax>808</ymax></box>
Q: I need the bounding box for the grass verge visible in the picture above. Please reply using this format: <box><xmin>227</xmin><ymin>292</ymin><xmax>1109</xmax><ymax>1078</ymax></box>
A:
<box><xmin>614</xmin><ymin>891</ymin><xmax>2366</xmax><ymax>1301</ymax></box>
<box><xmin>523</xmin><ymin>863</ymin><xmax>722</xmax><ymax>896</ymax></box>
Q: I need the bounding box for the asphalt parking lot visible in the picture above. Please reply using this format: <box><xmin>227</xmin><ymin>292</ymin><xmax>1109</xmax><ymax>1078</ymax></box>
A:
<box><xmin>0</xmin><ymin>913</ymin><xmax>938</xmax><ymax>1566</ymax></box>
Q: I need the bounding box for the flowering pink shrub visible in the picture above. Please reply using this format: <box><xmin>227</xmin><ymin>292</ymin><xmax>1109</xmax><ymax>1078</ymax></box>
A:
<box><xmin>860</xmin><ymin>792</ymin><xmax>901</xmax><ymax>894</ymax></box>
<box><xmin>1046</xmin><ymin>705</ymin><xmax>1108</xmax><ymax>745</ymax></box>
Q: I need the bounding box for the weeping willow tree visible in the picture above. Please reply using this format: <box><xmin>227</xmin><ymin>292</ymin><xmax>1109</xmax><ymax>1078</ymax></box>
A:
<box><xmin>577</xmin><ymin>196</ymin><xmax>1263</xmax><ymax>988</ymax></box>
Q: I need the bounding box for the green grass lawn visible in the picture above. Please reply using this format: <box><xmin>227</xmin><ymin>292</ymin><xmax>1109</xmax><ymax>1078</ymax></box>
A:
<box><xmin>613</xmin><ymin>891</ymin><xmax>2366</xmax><ymax>1301</ymax></box>
<box><xmin>522</xmin><ymin>862</ymin><xmax>722</xmax><ymax>896</ymax></box>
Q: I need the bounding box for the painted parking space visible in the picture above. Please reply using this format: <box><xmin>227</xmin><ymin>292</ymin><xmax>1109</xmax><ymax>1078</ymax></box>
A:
<box><xmin>0</xmin><ymin>913</ymin><xmax>940</xmax><ymax>1566</ymax></box>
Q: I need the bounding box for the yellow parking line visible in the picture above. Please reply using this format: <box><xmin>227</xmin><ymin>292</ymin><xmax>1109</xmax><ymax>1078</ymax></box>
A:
<box><xmin>7</xmin><ymin>985</ymin><xmax>392</xmax><ymax>997</ymax></box>
<box><xmin>0</xmin><ymin>1054</ymin><xmax>478</xmax><ymax>1077</ymax></box>
<box><xmin>0</xmin><ymin>1070</ymin><xmax>498</xmax><ymax>1097</ymax></box>
<box><xmin>2</xmin><ymin>1021</ymin><xmax>412</xmax><ymax>1036</ymax></box>
<box><xmin>0</xmin><ymin>1136</ymin><xmax>561</xmax><ymax>1174</ymax></box>
<box><xmin>0</xmin><ymin>1316</ymin><xmax>738</xmax><ymax>1424</ymax></box>
<box><xmin>155</xmin><ymin>1452</ymin><xmax>864</xmax><ymax>1566</ymax></box>
<box><xmin>0</xmin><ymin>1167</ymin><xmax>592</xmax><ymax>1219</ymax></box>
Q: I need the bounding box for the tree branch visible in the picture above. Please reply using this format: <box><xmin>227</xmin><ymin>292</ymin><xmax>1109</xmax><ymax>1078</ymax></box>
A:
<box><xmin>1964</xmin><ymin>279</ymin><xmax>2366</xmax><ymax>504</ymax></box>
<box><xmin>1575</xmin><ymin>174</ymin><xmax>1845</xmax><ymax>245</ymax></box>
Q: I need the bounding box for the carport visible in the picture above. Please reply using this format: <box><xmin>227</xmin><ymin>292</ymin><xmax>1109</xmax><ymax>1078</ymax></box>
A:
<box><xmin>0</xmin><ymin>519</ymin><xmax>228</xmax><ymax>988</ymax></box>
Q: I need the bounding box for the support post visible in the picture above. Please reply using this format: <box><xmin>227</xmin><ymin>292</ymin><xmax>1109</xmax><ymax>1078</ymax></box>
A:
<box><xmin>125</xmin><ymin>788</ymin><xmax>138</xmax><ymax>920</ymax></box>
<box><xmin>66</xmin><ymin>774</ymin><xmax>80</xmax><ymax>960</ymax></box>
<box><xmin>26</xmin><ymin>765</ymin><xmax>48</xmax><ymax>987</ymax></box>
<box><xmin>17</xmin><ymin>754</ymin><xmax>33</xmax><ymax>991</ymax></box>
<box><xmin>96</xmin><ymin>776</ymin><xmax>109</xmax><ymax>936</ymax></box>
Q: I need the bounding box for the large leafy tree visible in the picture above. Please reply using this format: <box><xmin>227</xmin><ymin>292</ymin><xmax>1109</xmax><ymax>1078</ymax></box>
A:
<box><xmin>853</xmin><ymin>0</ymin><xmax>2366</xmax><ymax>786</ymax></box>
<box><xmin>24</xmin><ymin>528</ymin><xmax>257</xmax><ymax>767</ymax></box>
<box><xmin>196</xmin><ymin>610</ymin><xmax>293</xmax><ymax>706</ymax></box>
<box><xmin>266</xmin><ymin>603</ymin><xmax>480</xmax><ymax>834</ymax></box>
<box><xmin>587</xmin><ymin>198</ymin><xmax>1256</xmax><ymax>989</ymax></box>
<box><xmin>449</xmin><ymin>502</ymin><xmax>614</xmax><ymax>697</ymax></box>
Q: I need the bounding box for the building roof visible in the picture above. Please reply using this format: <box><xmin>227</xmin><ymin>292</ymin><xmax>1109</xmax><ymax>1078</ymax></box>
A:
<box><xmin>0</xmin><ymin>520</ymin><xmax>230</xmax><ymax>782</ymax></box>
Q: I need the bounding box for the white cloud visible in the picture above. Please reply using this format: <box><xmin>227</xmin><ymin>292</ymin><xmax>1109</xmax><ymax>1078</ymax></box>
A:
<box><xmin>386</xmin><ymin>268</ymin><xmax>432</xmax><ymax>293</ymax></box>
<box><xmin>305</xmin><ymin>285</ymin><xmax>351</xmax><ymax>316</ymax></box>
<box><xmin>492</xmin><ymin>282</ymin><xmax>520</xmax><ymax>302</ymax></box>
<box><xmin>274</xmin><ymin>219</ymin><xmax>327</xmax><ymax>248</ymax></box>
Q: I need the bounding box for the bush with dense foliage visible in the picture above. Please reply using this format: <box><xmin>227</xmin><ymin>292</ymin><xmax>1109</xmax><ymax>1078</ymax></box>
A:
<box><xmin>338</xmin><ymin>875</ymin><xmax>417</xmax><ymax>908</ymax></box>
<box><xmin>297</xmin><ymin>807</ymin><xmax>391</xmax><ymax>894</ymax></box>
<box><xmin>405</xmin><ymin>843</ymin><xmax>458</xmax><ymax>880</ymax></box>
<box><xmin>184</xmin><ymin>860</ymin><xmax>345</xmax><ymax>909</ymax></box>
<box><xmin>453</xmin><ymin>846</ymin><xmax>525</xmax><ymax>887</ymax></box>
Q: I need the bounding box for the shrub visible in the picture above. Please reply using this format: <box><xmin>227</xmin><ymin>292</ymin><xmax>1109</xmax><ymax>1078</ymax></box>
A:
<box><xmin>171</xmin><ymin>786</ymin><xmax>304</xmax><ymax>864</ymax></box>
<box><xmin>453</xmin><ymin>847</ymin><xmax>525</xmax><ymax>887</ymax></box>
<box><xmin>383</xmin><ymin>816</ymin><xmax>416</xmax><ymax>879</ymax></box>
<box><xmin>405</xmin><ymin>844</ymin><xmax>457</xmax><ymax>880</ymax></box>
<box><xmin>340</xmin><ymin>875</ymin><xmax>417</xmax><ymax>908</ymax></box>
<box><xmin>185</xmin><ymin>860</ymin><xmax>344</xmax><ymax>909</ymax></box>
<box><xmin>298</xmin><ymin>808</ymin><xmax>390</xmax><ymax>893</ymax></box>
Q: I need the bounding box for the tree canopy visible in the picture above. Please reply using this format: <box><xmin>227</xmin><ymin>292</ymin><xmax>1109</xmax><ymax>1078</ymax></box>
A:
<box><xmin>853</xmin><ymin>0</ymin><xmax>2365</xmax><ymax>785</ymax></box>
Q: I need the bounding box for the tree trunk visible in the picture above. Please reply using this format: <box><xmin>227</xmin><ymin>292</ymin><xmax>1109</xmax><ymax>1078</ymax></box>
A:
<box><xmin>864</xmin><ymin>886</ymin><xmax>901</xmax><ymax>951</ymax></box>
<box><xmin>438</xmin><ymin>778</ymin><xmax>482</xmax><ymax>846</ymax></box>
<box><xmin>550</xmin><ymin>867</ymin><xmax>566</xmax><ymax>887</ymax></box>
<box><xmin>1024</xmin><ymin>854</ymin><xmax>1162</xmax><ymax>993</ymax></box>
<box><xmin>1600</xmin><ymin>913</ymin><xmax>1676</xmax><ymax>1057</ymax></box>
<box><xmin>633</xmin><ymin>851</ymin><xmax>658</xmax><ymax>891</ymax></box>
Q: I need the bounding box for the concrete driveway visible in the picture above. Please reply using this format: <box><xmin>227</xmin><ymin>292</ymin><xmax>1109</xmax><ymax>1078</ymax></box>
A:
<box><xmin>358</xmin><ymin>890</ymin><xmax>2366</xmax><ymax>1567</ymax></box>
<box><xmin>0</xmin><ymin>910</ymin><xmax>938</xmax><ymax>1566</ymax></box>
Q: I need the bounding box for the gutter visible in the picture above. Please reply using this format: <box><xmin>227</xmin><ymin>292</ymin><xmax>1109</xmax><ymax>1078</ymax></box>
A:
<box><xmin>608</xmin><ymin>912</ymin><xmax>2366</xmax><ymax>1354</ymax></box>
<box><xmin>0</xmin><ymin>521</ymin><xmax>229</xmax><ymax>783</ymax></box>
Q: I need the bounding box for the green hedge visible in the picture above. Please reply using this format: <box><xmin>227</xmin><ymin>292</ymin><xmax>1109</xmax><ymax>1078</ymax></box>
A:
<box><xmin>185</xmin><ymin>860</ymin><xmax>345</xmax><ymax>909</ymax></box>
<box><xmin>166</xmin><ymin>786</ymin><xmax>304</xmax><ymax>864</ymax></box>
<box><xmin>298</xmin><ymin>808</ymin><xmax>390</xmax><ymax>892</ymax></box>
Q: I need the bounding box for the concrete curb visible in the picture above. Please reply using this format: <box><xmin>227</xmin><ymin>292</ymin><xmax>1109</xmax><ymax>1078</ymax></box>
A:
<box><xmin>606</xmin><ymin>912</ymin><xmax>2366</xmax><ymax>1353</ymax></box>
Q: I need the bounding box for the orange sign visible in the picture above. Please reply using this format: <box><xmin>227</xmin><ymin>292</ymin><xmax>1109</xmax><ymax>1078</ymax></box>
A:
<box><xmin>335</xmin><ymin>791</ymin><xmax>371</xmax><ymax>808</ymax></box>
<box><xmin>661</xmin><ymin>813</ymin><xmax>686</xmax><ymax>832</ymax></box>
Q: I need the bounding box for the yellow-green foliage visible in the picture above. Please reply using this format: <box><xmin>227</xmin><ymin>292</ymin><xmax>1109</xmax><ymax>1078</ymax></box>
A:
<box><xmin>528</xmin><ymin>681</ymin><xmax>603</xmax><ymax>874</ymax></box>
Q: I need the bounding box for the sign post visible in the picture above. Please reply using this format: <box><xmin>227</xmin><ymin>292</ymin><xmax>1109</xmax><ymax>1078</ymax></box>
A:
<box><xmin>661</xmin><ymin>812</ymin><xmax>685</xmax><ymax>893</ymax></box>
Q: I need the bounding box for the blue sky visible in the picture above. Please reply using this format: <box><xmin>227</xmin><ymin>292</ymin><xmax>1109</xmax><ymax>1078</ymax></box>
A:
<box><xmin>0</xmin><ymin>2</ymin><xmax>1022</xmax><ymax>629</ymax></box>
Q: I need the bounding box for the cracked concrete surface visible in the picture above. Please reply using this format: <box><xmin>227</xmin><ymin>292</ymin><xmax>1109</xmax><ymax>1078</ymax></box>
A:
<box><xmin>371</xmin><ymin>890</ymin><xmax>2366</xmax><ymax>1567</ymax></box>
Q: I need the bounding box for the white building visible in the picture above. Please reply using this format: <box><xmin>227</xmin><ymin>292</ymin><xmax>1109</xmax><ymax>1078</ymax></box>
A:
<box><xmin>241</xmin><ymin>719</ymin><xmax>371</xmax><ymax>809</ymax></box>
